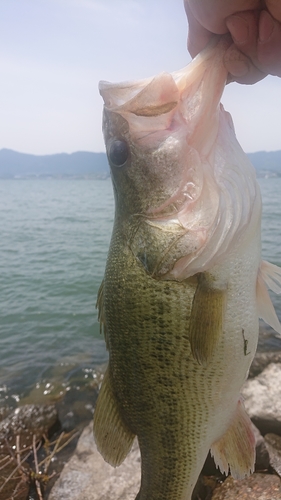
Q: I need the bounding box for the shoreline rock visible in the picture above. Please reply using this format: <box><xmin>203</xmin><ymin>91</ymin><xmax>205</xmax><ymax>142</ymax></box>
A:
<box><xmin>211</xmin><ymin>474</ymin><xmax>281</xmax><ymax>500</ymax></box>
<box><xmin>48</xmin><ymin>422</ymin><xmax>141</xmax><ymax>500</ymax></box>
<box><xmin>249</xmin><ymin>351</ymin><xmax>281</xmax><ymax>378</ymax></box>
<box><xmin>243</xmin><ymin>363</ymin><xmax>281</xmax><ymax>435</ymax></box>
<box><xmin>0</xmin><ymin>404</ymin><xmax>59</xmax><ymax>448</ymax></box>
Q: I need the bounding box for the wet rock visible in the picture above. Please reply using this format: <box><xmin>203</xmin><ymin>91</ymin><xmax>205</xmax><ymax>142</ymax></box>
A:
<box><xmin>249</xmin><ymin>351</ymin><xmax>281</xmax><ymax>378</ymax></box>
<box><xmin>0</xmin><ymin>404</ymin><xmax>59</xmax><ymax>449</ymax></box>
<box><xmin>49</xmin><ymin>421</ymin><xmax>141</xmax><ymax>500</ymax></box>
<box><xmin>0</xmin><ymin>405</ymin><xmax>11</xmax><ymax>422</ymax></box>
<box><xmin>253</xmin><ymin>424</ymin><xmax>270</xmax><ymax>471</ymax></box>
<box><xmin>264</xmin><ymin>433</ymin><xmax>281</xmax><ymax>477</ymax></box>
<box><xmin>20</xmin><ymin>363</ymin><xmax>106</xmax><ymax>407</ymax></box>
<box><xmin>193</xmin><ymin>474</ymin><xmax>219</xmax><ymax>500</ymax></box>
<box><xmin>242</xmin><ymin>363</ymin><xmax>281</xmax><ymax>435</ymax></box>
<box><xmin>211</xmin><ymin>473</ymin><xmax>281</xmax><ymax>499</ymax></box>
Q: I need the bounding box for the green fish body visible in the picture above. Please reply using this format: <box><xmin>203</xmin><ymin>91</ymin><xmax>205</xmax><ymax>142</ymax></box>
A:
<box><xmin>94</xmin><ymin>37</ymin><xmax>281</xmax><ymax>500</ymax></box>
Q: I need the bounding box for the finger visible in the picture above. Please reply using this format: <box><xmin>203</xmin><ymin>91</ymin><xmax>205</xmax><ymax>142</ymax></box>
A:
<box><xmin>226</xmin><ymin>10</ymin><xmax>259</xmax><ymax>55</ymax></box>
<box><xmin>257</xmin><ymin>10</ymin><xmax>281</xmax><ymax>77</ymax></box>
<box><xmin>226</xmin><ymin>10</ymin><xmax>281</xmax><ymax>78</ymax></box>
<box><xmin>265</xmin><ymin>0</ymin><xmax>281</xmax><ymax>22</ymax></box>
<box><xmin>184</xmin><ymin>0</ymin><xmax>214</xmax><ymax>57</ymax></box>
<box><xmin>184</xmin><ymin>0</ymin><xmax>261</xmax><ymax>34</ymax></box>
<box><xmin>224</xmin><ymin>43</ymin><xmax>266</xmax><ymax>84</ymax></box>
<box><xmin>223</xmin><ymin>11</ymin><xmax>266</xmax><ymax>83</ymax></box>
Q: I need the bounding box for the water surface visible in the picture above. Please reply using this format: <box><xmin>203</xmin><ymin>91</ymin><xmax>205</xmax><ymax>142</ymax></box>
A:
<box><xmin>0</xmin><ymin>177</ymin><xmax>280</xmax><ymax>409</ymax></box>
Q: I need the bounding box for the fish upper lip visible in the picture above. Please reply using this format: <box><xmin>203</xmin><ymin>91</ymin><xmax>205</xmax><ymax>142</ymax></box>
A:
<box><xmin>99</xmin><ymin>35</ymin><xmax>231</xmax><ymax>116</ymax></box>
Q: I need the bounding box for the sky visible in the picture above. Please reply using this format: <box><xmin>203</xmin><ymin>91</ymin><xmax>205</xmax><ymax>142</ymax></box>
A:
<box><xmin>1</xmin><ymin>0</ymin><xmax>280</xmax><ymax>155</ymax></box>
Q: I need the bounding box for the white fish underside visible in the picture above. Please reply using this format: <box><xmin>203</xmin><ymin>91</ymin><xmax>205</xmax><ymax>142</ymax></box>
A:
<box><xmin>94</xmin><ymin>36</ymin><xmax>281</xmax><ymax>500</ymax></box>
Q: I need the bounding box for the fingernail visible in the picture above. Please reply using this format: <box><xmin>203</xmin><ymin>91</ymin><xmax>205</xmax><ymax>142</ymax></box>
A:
<box><xmin>259</xmin><ymin>10</ymin><xmax>275</xmax><ymax>43</ymax></box>
<box><xmin>226</xmin><ymin>15</ymin><xmax>249</xmax><ymax>44</ymax></box>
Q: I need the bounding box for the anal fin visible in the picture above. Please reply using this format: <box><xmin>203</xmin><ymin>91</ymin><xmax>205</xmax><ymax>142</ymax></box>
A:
<box><xmin>189</xmin><ymin>273</ymin><xmax>226</xmax><ymax>365</ymax></box>
<box><xmin>211</xmin><ymin>399</ymin><xmax>256</xmax><ymax>479</ymax></box>
<box><xmin>93</xmin><ymin>367</ymin><xmax>135</xmax><ymax>467</ymax></box>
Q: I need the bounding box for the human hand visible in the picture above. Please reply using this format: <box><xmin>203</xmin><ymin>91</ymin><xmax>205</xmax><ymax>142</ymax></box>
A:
<box><xmin>184</xmin><ymin>0</ymin><xmax>281</xmax><ymax>83</ymax></box>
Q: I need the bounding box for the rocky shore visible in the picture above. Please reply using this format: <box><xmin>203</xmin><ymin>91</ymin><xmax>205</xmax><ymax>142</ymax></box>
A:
<box><xmin>0</xmin><ymin>404</ymin><xmax>60</xmax><ymax>499</ymax></box>
<box><xmin>2</xmin><ymin>351</ymin><xmax>281</xmax><ymax>499</ymax></box>
<box><xmin>49</xmin><ymin>351</ymin><xmax>281</xmax><ymax>500</ymax></box>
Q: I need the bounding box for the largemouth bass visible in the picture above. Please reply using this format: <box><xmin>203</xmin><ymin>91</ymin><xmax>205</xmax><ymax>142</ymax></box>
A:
<box><xmin>94</xmin><ymin>36</ymin><xmax>281</xmax><ymax>500</ymax></box>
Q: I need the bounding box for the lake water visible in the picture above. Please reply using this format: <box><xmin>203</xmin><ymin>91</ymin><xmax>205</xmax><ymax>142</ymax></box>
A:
<box><xmin>0</xmin><ymin>177</ymin><xmax>281</xmax><ymax>413</ymax></box>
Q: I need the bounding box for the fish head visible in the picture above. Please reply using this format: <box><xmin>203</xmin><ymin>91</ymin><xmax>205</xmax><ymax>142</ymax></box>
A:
<box><xmin>100</xmin><ymin>36</ymin><xmax>260</xmax><ymax>279</ymax></box>
<box><xmin>100</xmin><ymin>36</ymin><xmax>227</xmax><ymax>217</ymax></box>
<box><xmin>101</xmin><ymin>76</ymin><xmax>188</xmax><ymax>219</ymax></box>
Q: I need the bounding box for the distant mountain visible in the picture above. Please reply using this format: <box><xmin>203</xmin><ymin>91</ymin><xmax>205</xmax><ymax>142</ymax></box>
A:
<box><xmin>0</xmin><ymin>148</ymin><xmax>281</xmax><ymax>179</ymax></box>
<box><xmin>247</xmin><ymin>150</ymin><xmax>281</xmax><ymax>177</ymax></box>
<box><xmin>0</xmin><ymin>149</ymin><xmax>110</xmax><ymax>179</ymax></box>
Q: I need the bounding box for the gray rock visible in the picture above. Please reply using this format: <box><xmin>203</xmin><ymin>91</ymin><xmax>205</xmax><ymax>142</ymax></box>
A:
<box><xmin>49</xmin><ymin>422</ymin><xmax>141</xmax><ymax>500</ymax></box>
<box><xmin>211</xmin><ymin>473</ymin><xmax>281</xmax><ymax>500</ymax></box>
<box><xmin>252</xmin><ymin>424</ymin><xmax>270</xmax><ymax>471</ymax></box>
<box><xmin>0</xmin><ymin>403</ymin><xmax>58</xmax><ymax>449</ymax></box>
<box><xmin>242</xmin><ymin>363</ymin><xmax>281</xmax><ymax>435</ymax></box>
<box><xmin>249</xmin><ymin>351</ymin><xmax>281</xmax><ymax>378</ymax></box>
<box><xmin>264</xmin><ymin>433</ymin><xmax>281</xmax><ymax>477</ymax></box>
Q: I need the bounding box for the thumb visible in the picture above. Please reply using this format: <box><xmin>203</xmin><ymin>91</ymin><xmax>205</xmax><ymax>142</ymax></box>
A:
<box><xmin>184</xmin><ymin>1</ymin><xmax>214</xmax><ymax>57</ymax></box>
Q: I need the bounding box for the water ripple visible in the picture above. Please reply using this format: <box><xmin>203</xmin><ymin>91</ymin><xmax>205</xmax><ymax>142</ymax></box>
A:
<box><xmin>0</xmin><ymin>177</ymin><xmax>280</xmax><ymax>403</ymax></box>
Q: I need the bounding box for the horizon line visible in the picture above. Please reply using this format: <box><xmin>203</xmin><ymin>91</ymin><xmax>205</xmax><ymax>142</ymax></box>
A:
<box><xmin>1</xmin><ymin>147</ymin><xmax>280</xmax><ymax>157</ymax></box>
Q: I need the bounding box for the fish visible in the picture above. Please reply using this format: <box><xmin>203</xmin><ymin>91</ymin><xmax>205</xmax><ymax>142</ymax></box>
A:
<box><xmin>93</xmin><ymin>35</ymin><xmax>281</xmax><ymax>500</ymax></box>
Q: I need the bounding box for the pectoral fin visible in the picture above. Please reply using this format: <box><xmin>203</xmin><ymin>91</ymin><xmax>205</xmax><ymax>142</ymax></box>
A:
<box><xmin>93</xmin><ymin>368</ymin><xmax>135</xmax><ymax>467</ymax></box>
<box><xmin>189</xmin><ymin>273</ymin><xmax>226</xmax><ymax>365</ymax></box>
<box><xmin>211</xmin><ymin>399</ymin><xmax>256</xmax><ymax>479</ymax></box>
<box><xmin>96</xmin><ymin>279</ymin><xmax>108</xmax><ymax>347</ymax></box>
<box><xmin>257</xmin><ymin>260</ymin><xmax>281</xmax><ymax>335</ymax></box>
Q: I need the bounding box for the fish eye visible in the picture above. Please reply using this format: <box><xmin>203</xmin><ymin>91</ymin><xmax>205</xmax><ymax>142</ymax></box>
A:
<box><xmin>109</xmin><ymin>140</ymin><xmax>129</xmax><ymax>167</ymax></box>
